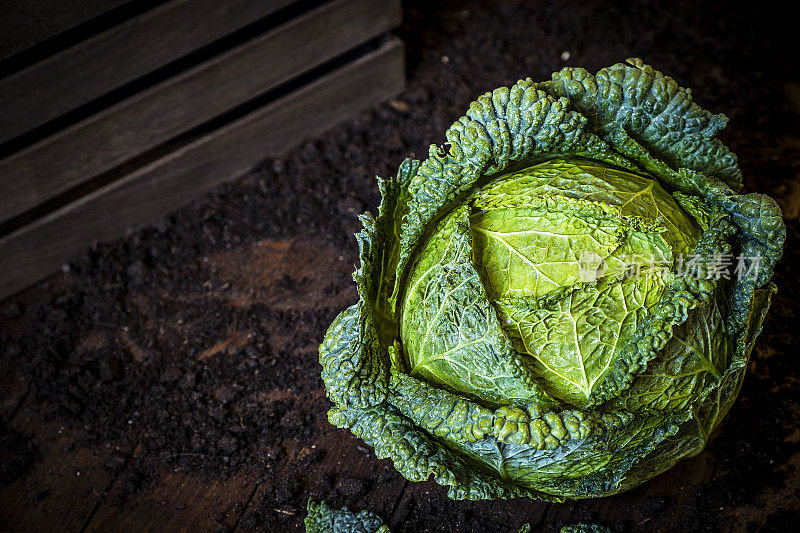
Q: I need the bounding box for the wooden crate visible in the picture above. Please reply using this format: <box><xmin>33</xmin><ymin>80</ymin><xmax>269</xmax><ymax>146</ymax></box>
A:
<box><xmin>0</xmin><ymin>0</ymin><xmax>404</xmax><ymax>300</ymax></box>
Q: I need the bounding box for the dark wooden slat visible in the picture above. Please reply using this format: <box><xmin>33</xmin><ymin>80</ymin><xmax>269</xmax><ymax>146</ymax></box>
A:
<box><xmin>0</xmin><ymin>0</ymin><xmax>130</xmax><ymax>62</ymax></box>
<box><xmin>0</xmin><ymin>0</ymin><xmax>298</xmax><ymax>144</ymax></box>
<box><xmin>0</xmin><ymin>0</ymin><xmax>401</xmax><ymax>225</ymax></box>
<box><xmin>0</xmin><ymin>38</ymin><xmax>404</xmax><ymax>300</ymax></box>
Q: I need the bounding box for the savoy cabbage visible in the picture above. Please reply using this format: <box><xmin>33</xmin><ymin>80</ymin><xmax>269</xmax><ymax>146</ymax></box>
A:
<box><xmin>319</xmin><ymin>59</ymin><xmax>785</xmax><ymax>500</ymax></box>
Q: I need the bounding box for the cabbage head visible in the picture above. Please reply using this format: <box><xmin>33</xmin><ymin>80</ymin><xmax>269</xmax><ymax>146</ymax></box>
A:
<box><xmin>319</xmin><ymin>59</ymin><xmax>785</xmax><ymax>500</ymax></box>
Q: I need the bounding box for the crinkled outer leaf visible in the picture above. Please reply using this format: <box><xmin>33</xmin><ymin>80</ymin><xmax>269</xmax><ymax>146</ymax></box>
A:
<box><xmin>443</xmin><ymin>409</ymin><xmax>685</xmax><ymax>499</ymax></box>
<box><xmin>319</xmin><ymin>59</ymin><xmax>785</xmax><ymax>501</ymax></box>
<box><xmin>609</xmin><ymin>288</ymin><xmax>730</xmax><ymax>414</ymax></box>
<box><xmin>328</xmin><ymin>401</ymin><xmax>552</xmax><ymax>500</ymax></box>
<box><xmin>617</xmin><ymin>283</ymin><xmax>775</xmax><ymax>492</ymax></box>
<box><xmin>545</xmin><ymin>58</ymin><xmax>742</xmax><ymax>190</ymax></box>
<box><xmin>304</xmin><ymin>500</ymin><xmax>389</xmax><ymax>533</ymax></box>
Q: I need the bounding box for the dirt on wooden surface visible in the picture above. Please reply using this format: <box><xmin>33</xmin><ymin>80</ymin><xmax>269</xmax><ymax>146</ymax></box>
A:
<box><xmin>1</xmin><ymin>0</ymin><xmax>799</xmax><ymax>531</ymax></box>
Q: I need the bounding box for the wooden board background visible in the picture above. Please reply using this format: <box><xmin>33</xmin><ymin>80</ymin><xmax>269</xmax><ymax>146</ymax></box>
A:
<box><xmin>0</xmin><ymin>0</ymin><xmax>404</xmax><ymax>301</ymax></box>
<box><xmin>0</xmin><ymin>38</ymin><xmax>404</xmax><ymax>300</ymax></box>
<box><xmin>0</xmin><ymin>0</ymin><xmax>130</xmax><ymax>61</ymax></box>
<box><xmin>0</xmin><ymin>0</ymin><xmax>299</xmax><ymax>144</ymax></box>
<box><xmin>0</xmin><ymin>0</ymin><xmax>401</xmax><ymax>224</ymax></box>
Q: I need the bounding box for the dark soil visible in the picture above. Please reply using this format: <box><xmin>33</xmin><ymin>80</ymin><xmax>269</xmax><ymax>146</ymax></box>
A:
<box><xmin>1</xmin><ymin>0</ymin><xmax>798</xmax><ymax>531</ymax></box>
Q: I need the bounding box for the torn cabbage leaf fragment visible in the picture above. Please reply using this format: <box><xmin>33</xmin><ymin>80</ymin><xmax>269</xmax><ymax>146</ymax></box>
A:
<box><xmin>304</xmin><ymin>500</ymin><xmax>388</xmax><ymax>533</ymax></box>
<box><xmin>319</xmin><ymin>59</ymin><xmax>785</xmax><ymax>500</ymax></box>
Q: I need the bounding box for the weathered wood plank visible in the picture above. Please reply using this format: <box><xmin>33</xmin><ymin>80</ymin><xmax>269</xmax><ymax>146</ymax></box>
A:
<box><xmin>0</xmin><ymin>408</ymin><xmax>120</xmax><ymax>531</ymax></box>
<box><xmin>0</xmin><ymin>0</ymin><xmax>401</xmax><ymax>224</ymax></box>
<box><xmin>85</xmin><ymin>472</ymin><xmax>257</xmax><ymax>532</ymax></box>
<box><xmin>0</xmin><ymin>38</ymin><xmax>404</xmax><ymax>300</ymax></box>
<box><xmin>0</xmin><ymin>0</ymin><xmax>130</xmax><ymax>62</ymax></box>
<box><xmin>0</xmin><ymin>0</ymin><xmax>298</xmax><ymax>144</ymax></box>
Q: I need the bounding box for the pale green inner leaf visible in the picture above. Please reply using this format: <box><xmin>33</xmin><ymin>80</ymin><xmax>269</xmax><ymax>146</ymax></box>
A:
<box><xmin>401</xmin><ymin>206</ymin><xmax>549</xmax><ymax>406</ymax></box>
<box><xmin>401</xmin><ymin>159</ymin><xmax>702</xmax><ymax>408</ymax></box>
